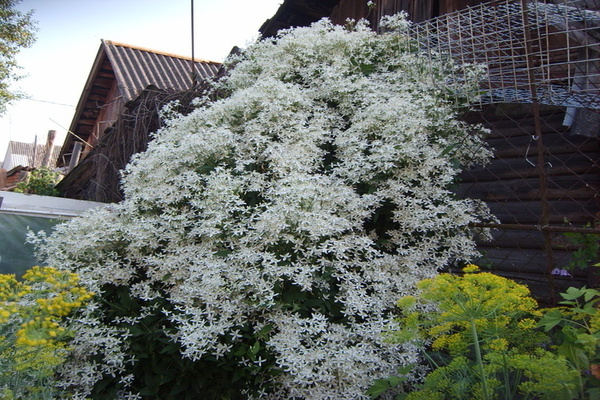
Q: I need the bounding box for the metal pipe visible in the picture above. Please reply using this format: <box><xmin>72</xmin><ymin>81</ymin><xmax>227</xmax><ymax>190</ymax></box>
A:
<box><xmin>190</xmin><ymin>0</ymin><xmax>197</xmax><ymax>87</ymax></box>
<box><xmin>472</xmin><ymin>222</ymin><xmax>600</xmax><ymax>235</ymax></box>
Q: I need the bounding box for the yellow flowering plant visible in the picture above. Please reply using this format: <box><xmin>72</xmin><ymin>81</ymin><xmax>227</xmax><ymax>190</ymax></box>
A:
<box><xmin>0</xmin><ymin>266</ymin><xmax>93</xmax><ymax>399</ymax></box>
<box><xmin>379</xmin><ymin>265</ymin><xmax>579</xmax><ymax>400</ymax></box>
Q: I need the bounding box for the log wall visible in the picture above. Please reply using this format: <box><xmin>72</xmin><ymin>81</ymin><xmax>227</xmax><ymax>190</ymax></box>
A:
<box><xmin>461</xmin><ymin>104</ymin><xmax>600</xmax><ymax>303</ymax></box>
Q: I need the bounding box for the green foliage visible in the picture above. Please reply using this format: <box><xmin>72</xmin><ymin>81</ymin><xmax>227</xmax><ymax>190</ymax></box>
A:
<box><xmin>380</xmin><ymin>265</ymin><xmax>579</xmax><ymax>400</ymax></box>
<box><xmin>0</xmin><ymin>0</ymin><xmax>37</xmax><ymax>114</ymax></box>
<box><xmin>562</xmin><ymin>226</ymin><xmax>600</xmax><ymax>271</ymax></box>
<box><xmin>366</xmin><ymin>365</ymin><xmax>412</xmax><ymax>400</ymax></box>
<box><xmin>0</xmin><ymin>266</ymin><xmax>93</xmax><ymax>399</ymax></box>
<box><xmin>538</xmin><ymin>286</ymin><xmax>600</xmax><ymax>399</ymax></box>
<box><xmin>89</xmin><ymin>284</ymin><xmax>279</xmax><ymax>400</ymax></box>
<box><xmin>14</xmin><ymin>167</ymin><xmax>62</xmax><ymax>196</ymax></box>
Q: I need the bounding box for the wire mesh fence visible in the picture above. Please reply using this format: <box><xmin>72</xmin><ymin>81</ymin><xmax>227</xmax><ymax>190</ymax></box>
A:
<box><xmin>405</xmin><ymin>0</ymin><xmax>599</xmax><ymax>304</ymax></box>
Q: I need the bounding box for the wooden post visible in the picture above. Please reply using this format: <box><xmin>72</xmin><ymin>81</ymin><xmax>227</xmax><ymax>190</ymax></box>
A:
<box><xmin>32</xmin><ymin>135</ymin><xmax>38</xmax><ymax>168</ymax></box>
<box><xmin>68</xmin><ymin>142</ymin><xmax>83</xmax><ymax>173</ymax></box>
<box><xmin>41</xmin><ymin>130</ymin><xmax>56</xmax><ymax>168</ymax></box>
<box><xmin>521</xmin><ymin>0</ymin><xmax>557</xmax><ymax>304</ymax></box>
<box><xmin>0</xmin><ymin>168</ymin><xmax>6</xmax><ymax>190</ymax></box>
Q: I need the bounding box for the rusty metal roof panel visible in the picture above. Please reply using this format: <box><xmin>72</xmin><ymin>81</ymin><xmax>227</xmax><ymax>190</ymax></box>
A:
<box><xmin>4</xmin><ymin>141</ymin><xmax>62</xmax><ymax>169</ymax></box>
<box><xmin>58</xmin><ymin>40</ymin><xmax>221</xmax><ymax>167</ymax></box>
<box><xmin>102</xmin><ymin>40</ymin><xmax>221</xmax><ymax>102</ymax></box>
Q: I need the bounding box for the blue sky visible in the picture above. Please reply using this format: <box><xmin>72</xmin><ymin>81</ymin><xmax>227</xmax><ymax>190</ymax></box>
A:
<box><xmin>0</xmin><ymin>0</ymin><xmax>282</xmax><ymax>161</ymax></box>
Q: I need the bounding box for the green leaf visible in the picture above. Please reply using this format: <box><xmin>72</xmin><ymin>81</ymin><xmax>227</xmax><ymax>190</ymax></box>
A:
<box><xmin>441</xmin><ymin>143</ymin><xmax>459</xmax><ymax>157</ymax></box>
<box><xmin>249</xmin><ymin>341</ymin><xmax>260</xmax><ymax>356</ymax></box>
<box><xmin>583</xmin><ymin>288</ymin><xmax>600</xmax><ymax>302</ymax></box>
<box><xmin>366</xmin><ymin>375</ymin><xmax>407</xmax><ymax>399</ymax></box>
<box><xmin>575</xmin><ymin>333</ymin><xmax>598</xmax><ymax>350</ymax></box>
<box><xmin>366</xmin><ymin>366</ymin><xmax>411</xmax><ymax>399</ymax></box>
<box><xmin>562</xmin><ymin>325</ymin><xmax>580</xmax><ymax>342</ymax></box>
<box><xmin>214</xmin><ymin>249</ymin><xmax>232</xmax><ymax>258</ymax></box>
<box><xmin>537</xmin><ymin>309</ymin><xmax>564</xmax><ymax>331</ymax></box>
<box><xmin>169</xmin><ymin>380</ymin><xmax>191</xmax><ymax>397</ymax></box>
<box><xmin>233</xmin><ymin>345</ymin><xmax>247</xmax><ymax>356</ymax></box>
<box><xmin>587</xmin><ymin>387</ymin><xmax>600</xmax><ymax>400</ymax></box>
<box><xmin>159</xmin><ymin>342</ymin><xmax>180</xmax><ymax>355</ymax></box>
<box><xmin>558</xmin><ymin>342</ymin><xmax>589</xmax><ymax>367</ymax></box>
<box><xmin>360</xmin><ymin>63</ymin><xmax>375</xmax><ymax>75</ymax></box>
<box><xmin>159</xmin><ymin>372</ymin><xmax>176</xmax><ymax>385</ymax></box>
<box><xmin>139</xmin><ymin>385</ymin><xmax>158</xmax><ymax>396</ymax></box>
<box><xmin>580</xmin><ymin>303</ymin><xmax>598</xmax><ymax>315</ymax></box>
<box><xmin>561</xmin><ymin>286</ymin><xmax>585</xmax><ymax>301</ymax></box>
<box><xmin>366</xmin><ymin>379</ymin><xmax>395</xmax><ymax>399</ymax></box>
<box><xmin>127</xmin><ymin>326</ymin><xmax>145</xmax><ymax>336</ymax></box>
<box><xmin>257</xmin><ymin>324</ymin><xmax>273</xmax><ymax>339</ymax></box>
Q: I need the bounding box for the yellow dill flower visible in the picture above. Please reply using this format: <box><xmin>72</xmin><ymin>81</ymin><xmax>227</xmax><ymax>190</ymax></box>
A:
<box><xmin>0</xmin><ymin>266</ymin><xmax>94</xmax><ymax>399</ymax></box>
<box><xmin>397</xmin><ymin>295</ymin><xmax>417</xmax><ymax>310</ymax></box>
<box><xmin>431</xmin><ymin>335</ymin><xmax>447</xmax><ymax>350</ymax></box>
<box><xmin>13</xmin><ymin>343</ymin><xmax>66</xmax><ymax>373</ymax></box>
<box><xmin>463</xmin><ymin>264</ymin><xmax>480</xmax><ymax>273</ymax></box>
<box><xmin>395</xmin><ymin>266</ymin><xmax>544</xmax><ymax>359</ymax></box>
<box><xmin>16</xmin><ymin>316</ymin><xmax>60</xmax><ymax>347</ymax></box>
<box><xmin>488</xmin><ymin>338</ymin><xmax>509</xmax><ymax>352</ymax></box>
<box><xmin>444</xmin><ymin>333</ymin><xmax>467</xmax><ymax>354</ymax></box>
<box><xmin>517</xmin><ymin>318</ymin><xmax>537</xmax><ymax>330</ymax></box>
<box><xmin>590</xmin><ymin>310</ymin><xmax>600</xmax><ymax>334</ymax></box>
<box><xmin>0</xmin><ymin>274</ymin><xmax>25</xmax><ymax>302</ymax></box>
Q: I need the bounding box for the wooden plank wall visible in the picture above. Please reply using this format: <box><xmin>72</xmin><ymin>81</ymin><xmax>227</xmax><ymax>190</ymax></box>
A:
<box><xmin>329</xmin><ymin>0</ymin><xmax>488</xmax><ymax>27</ymax></box>
<box><xmin>460</xmin><ymin>104</ymin><xmax>600</xmax><ymax>303</ymax></box>
<box><xmin>438</xmin><ymin>0</ymin><xmax>487</xmax><ymax>14</ymax></box>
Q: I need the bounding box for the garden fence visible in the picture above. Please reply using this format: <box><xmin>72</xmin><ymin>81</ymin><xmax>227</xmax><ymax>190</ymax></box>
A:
<box><xmin>406</xmin><ymin>0</ymin><xmax>599</xmax><ymax>304</ymax></box>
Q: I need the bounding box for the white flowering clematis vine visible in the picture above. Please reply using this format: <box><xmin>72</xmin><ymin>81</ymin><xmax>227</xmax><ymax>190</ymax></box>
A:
<box><xmin>34</xmin><ymin>14</ymin><xmax>493</xmax><ymax>400</ymax></box>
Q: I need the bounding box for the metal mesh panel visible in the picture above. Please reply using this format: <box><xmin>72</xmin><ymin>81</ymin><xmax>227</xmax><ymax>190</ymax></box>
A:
<box><xmin>409</xmin><ymin>0</ymin><xmax>600</xmax><ymax>109</ymax></box>
<box><xmin>404</xmin><ymin>0</ymin><xmax>599</xmax><ymax>304</ymax></box>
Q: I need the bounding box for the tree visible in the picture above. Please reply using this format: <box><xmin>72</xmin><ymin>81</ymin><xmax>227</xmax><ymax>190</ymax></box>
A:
<box><xmin>0</xmin><ymin>0</ymin><xmax>36</xmax><ymax>114</ymax></box>
<box><xmin>34</xmin><ymin>15</ymin><xmax>494</xmax><ymax>399</ymax></box>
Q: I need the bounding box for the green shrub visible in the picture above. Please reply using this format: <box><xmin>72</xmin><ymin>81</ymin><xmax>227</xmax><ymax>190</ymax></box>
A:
<box><xmin>538</xmin><ymin>286</ymin><xmax>600</xmax><ymax>399</ymax></box>
<box><xmin>14</xmin><ymin>167</ymin><xmax>61</xmax><ymax>196</ymax></box>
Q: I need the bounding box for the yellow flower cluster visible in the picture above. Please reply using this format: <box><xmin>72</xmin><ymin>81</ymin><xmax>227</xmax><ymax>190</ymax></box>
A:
<box><xmin>16</xmin><ymin>316</ymin><xmax>67</xmax><ymax>347</ymax></box>
<box><xmin>396</xmin><ymin>265</ymin><xmax>543</xmax><ymax>356</ymax></box>
<box><xmin>1</xmin><ymin>267</ymin><xmax>93</xmax><ymax>338</ymax></box>
<box><xmin>0</xmin><ymin>274</ymin><xmax>30</xmax><ymax>304</ymax></box>
<box><xmin>394</xmin><ymin>267</ymin><xmax>585</xmax><ymax>399</ymax></box>
<box><xmin>35</xmin><ymin>286</ymin><xmax>93</xmax><ymax>317</ymax></box>
<box><xmin>0</xmin><ymin>266</ymin><xmax>94</xmax><ymax>395</ymax></box>
<box><xmin>23</xmin><ymin>265</ymin><xmax>80</xmax><ymax>286</ymax></box>
<box><xmin>591</xmin><ymin>309</ymin><xmax>600</xmax><ymax>334</ymax></box>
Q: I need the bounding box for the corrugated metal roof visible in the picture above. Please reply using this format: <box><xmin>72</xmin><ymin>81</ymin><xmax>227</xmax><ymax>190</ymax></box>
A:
<box><xmin>3</xmin><ymin>141</ymin><xmax>62</xmax><ymax>170</ymax></box>
<box><xmin>58</xmin><ymin>40</ymin><xmax>222</xmax><ymax>167</ymax></box>
<box><xmin>103</xmin><ymin>40</ymin><xmax>221</xmax><ymax>102</ymax></box>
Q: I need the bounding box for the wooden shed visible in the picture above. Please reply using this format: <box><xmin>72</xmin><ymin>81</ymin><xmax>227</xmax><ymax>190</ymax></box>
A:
<box><xmin>57</xmin><ymin>40</ymin><xmax>221</xmax><ymax>170</ymax></box>
<box><xmin>56</xmin><ymin>40</ymin><xmax>221</xmax><ymax>202</ymax></box>
<box><xmin>259</xmin><ymin>0</ymin><xmax>488</xmax><ymax>37</ymax></box>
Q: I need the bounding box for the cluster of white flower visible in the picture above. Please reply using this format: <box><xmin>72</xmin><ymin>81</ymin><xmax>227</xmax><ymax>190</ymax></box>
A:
<box><xmin>54</xmin><ymin>305</ymin><xmax>134</xmax><ymax>397</ymax></box>
<box><xmin>36</xmin><ymin>14</ymin><xmax>492</xmax><ymax>399</ymax></box>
